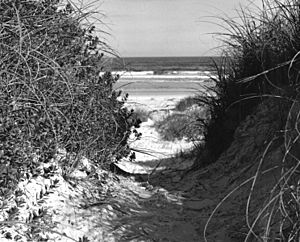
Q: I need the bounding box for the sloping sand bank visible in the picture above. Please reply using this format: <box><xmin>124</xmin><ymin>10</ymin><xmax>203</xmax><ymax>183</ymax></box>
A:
<box><xmin>107</xmin><ymin>99</ymin><xmax>286</xmax><ymax>241</ymax></box>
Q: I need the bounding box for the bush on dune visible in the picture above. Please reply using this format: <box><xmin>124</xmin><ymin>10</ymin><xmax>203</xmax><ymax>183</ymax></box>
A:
<box><xmin>0</xmin><ymin>0</ymin><xmax>136</xmax><ymax>192</ymax></box>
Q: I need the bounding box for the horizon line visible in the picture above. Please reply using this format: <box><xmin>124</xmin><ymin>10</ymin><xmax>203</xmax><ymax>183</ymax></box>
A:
<box><xmin>106</xmin><ymin>55</ymin><xmax>222</xmax><ymax>59</ymax></box>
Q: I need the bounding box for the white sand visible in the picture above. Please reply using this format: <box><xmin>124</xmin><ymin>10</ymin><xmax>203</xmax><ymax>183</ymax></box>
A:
<box><xmin>125</xmin><ymin>95</ymin><xmax>185</xmax><ymax>111</ymax></box>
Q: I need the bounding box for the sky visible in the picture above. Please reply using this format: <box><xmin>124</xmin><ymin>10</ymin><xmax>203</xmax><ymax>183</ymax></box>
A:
<box><xmin>96</xmin><ymin>0</ymin><xmax>259</xmax><ymax>57</ymax></box>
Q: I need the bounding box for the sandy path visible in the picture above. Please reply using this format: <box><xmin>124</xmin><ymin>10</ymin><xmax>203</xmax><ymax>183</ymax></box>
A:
<box><xmin>54</xmin><ymin>95</ymin><xmax>215</xmax><ymax>242</ymax></box>
<box><xmin>36</xmin><ymin>98</ymin><xmax>283</xmax><ymax>242</ymax></box>
<box><xmin>4</xmin><ymin>157</ymin><xmax>216</xmax><ymax>242</ymax></box>
<box><xmin>1</xmin><ymin>84</ymin><xmax>282</xmax><ymax>241</ymax></box>
<box><xmin>103</xmin><ymin>96</ymin><xmax>212</xmax><ymax>241</ymax></box>
<box><xmin>0</xmin><ymin>94</ymin><xmax>234</xmax><ymax>242</ymax></box>
<box><xmin>0</xmin><ymin>132</ymin><xmax>247</xmax><ymax>242</ymax></box>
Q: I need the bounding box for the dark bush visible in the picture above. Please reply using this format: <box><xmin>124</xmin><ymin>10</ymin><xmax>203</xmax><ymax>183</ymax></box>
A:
<box><xmin>0</xmin><ymin>0</ymin><xmax>134</xmax><ymax>189</ymax></box>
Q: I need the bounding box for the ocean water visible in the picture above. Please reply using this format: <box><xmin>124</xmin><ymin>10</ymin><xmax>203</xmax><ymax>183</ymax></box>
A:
<box><xmin>111</xmin><ymin>56</ymin><xmax>219</xmax><ymax>97</ymax></box>
<box><xmin>110</xmin><ymin>56</ymin><xmax>219</xmax><ymax>72</ymax></box>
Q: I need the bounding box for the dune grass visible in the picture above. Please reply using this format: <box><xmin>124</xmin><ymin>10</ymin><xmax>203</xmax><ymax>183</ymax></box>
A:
<box><xmin>194</xmin><ymin>0</ymin><xmax>300</xmax><ymax>164</ymax></box>
<box><xmin>198</xmin><ymin>1</ymin><xmax>300</xmax><ymax>241</ymax></box>
<box><xmin>154</xmin><ymin>98</ymin><xmax>208</xmax><ymax>142</ymax></box>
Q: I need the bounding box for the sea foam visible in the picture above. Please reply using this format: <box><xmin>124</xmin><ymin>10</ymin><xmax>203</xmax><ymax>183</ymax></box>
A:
<box><xmin>105</xmin><ymin>71</ymin><xmax>216</xmax><ymax>82</ymax></box>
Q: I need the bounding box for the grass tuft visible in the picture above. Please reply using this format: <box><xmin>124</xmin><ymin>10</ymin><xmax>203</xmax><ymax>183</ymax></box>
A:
<box><xmin>154</xmin><ymin>98</ymin><xmax>208</xmax><ymax>142</ymax></box>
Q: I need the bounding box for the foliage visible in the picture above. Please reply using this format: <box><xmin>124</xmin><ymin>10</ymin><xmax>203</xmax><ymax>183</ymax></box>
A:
<box><xmin>0</xmin><ymin>0</ymin><xmax>135</xmax><ymax>192</ymax></box>
<box><xmin>154</xmin><ymin>106</ymin><xmax>207</xmax><ymax>142</ymax></box>
<box><xmin>174</xmin><ymin>96</ymin><xmax>198</xmax><ymax>112</ymax></box>
<box><xmin>131</xmin><ymin>108</ymin><xmax>149</xmax><ymax>123</ymax></box>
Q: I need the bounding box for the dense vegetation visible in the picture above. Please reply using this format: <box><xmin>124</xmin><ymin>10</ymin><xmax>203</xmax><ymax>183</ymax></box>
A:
<box><xmin>0</xmin><ymin>0</ymin><xmax>136</xmax><ymax>194</ymax></box>
<box><xmin>195</xmin><ymin>0</ymin><xmax>300</xmax><ymax>240</ymax></box>
<box><xmin>197</xmin><ymin>0</ymin><xmax>300</xmax><ymax>164</ymax></box>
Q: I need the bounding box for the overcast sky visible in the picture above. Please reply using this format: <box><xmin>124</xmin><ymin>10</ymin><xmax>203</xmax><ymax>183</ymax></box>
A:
<box><xmin>98</xmin><ymin>0</ymin><xmax>259</xmax><ymax>57</ymax></box>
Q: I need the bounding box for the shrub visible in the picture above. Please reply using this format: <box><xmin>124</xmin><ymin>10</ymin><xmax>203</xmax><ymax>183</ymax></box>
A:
<box><xmin>0</xmin><ymin>0</ymin><xmax>135</xmax><ymax>191</ymax></box>
<box><xmin>154</xmin><ymin>108</ymin><xmax>207</xmax><ymax>142</ymax></box>
<box><xmin>131</xmin><ymin>108</ymin><xmax>149</xmax><ymax>123</ymax></box>
<box><xmin>174</xmin><ymin>96</ymin><xmax>198</xmax><ymax>112</ymax></box>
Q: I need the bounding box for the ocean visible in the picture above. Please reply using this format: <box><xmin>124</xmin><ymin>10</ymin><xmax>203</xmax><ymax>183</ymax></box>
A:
<box><xmin>109</xmin><ymin>56</ymin><xmax>219</xmax><ymax>98</ymax></box>
<box><xmin>110</xmin><ymin>56</ymin><xmax>219</xmax><ymax>72</ymax></box>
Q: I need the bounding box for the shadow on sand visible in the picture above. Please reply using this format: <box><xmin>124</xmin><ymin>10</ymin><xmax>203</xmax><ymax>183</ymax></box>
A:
<box><xmin>106</xmin><ymin>156</ymin><xmax>222</xmax><ymax>242</ymax></box>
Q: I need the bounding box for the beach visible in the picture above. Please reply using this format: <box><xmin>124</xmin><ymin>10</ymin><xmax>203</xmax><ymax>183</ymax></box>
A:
<box><xmin>113</xmin><ymin>68</ymin><xmax>213</xmax><ymax>163</ymax></box>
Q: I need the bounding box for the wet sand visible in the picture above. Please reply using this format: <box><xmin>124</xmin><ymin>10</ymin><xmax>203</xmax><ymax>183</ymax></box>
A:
<box><xmin>114</xmin><ymin>79</ymin><xmax>213</xmax><ymax>99</ymax></box>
